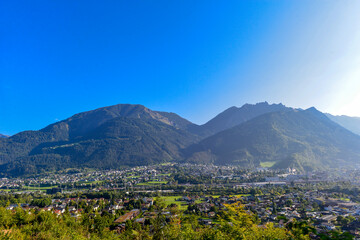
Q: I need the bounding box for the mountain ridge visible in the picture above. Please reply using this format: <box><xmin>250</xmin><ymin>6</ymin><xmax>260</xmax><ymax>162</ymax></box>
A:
<box><xmin>0</xmin><ymin>104</ymin><xmax>199</xmax><ymax>175</ymax></box>
<box><xmin>325</xmin><ymin>113</ymin><xmax>360</xmax><ymax>136</ymax></box>
<box><xmin>1</xmin><ymin>102</ymin><xmax>360</xmax><ymax>176</ymax></box>
<box><xmin>0</xmin><ymin>134</ymin><xmax>9</xmax><ymax>138</ymax></box>
<box><xmin>183</xmin><ymin>107</ymin><xmax>360</xmax><ymax>172</ymax></box>
<box><xmin>190</xmin><ymin>102</ymin><xmax>291</xmax><ymax>137</ymax></box>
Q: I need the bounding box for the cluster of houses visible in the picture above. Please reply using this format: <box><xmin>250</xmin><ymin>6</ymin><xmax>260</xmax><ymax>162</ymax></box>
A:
<box><xmin>3</xmin><ymin>164</ymin><xmax>360</xmax><ymax>238</ymax></box>
<box><xmin>186</xmin><ymin>192</ymin><xmax>360</xmax><ymax>236</ymax></box>
<box><xmin>4</xmin><ymin>190</ymin><xmax>360</xmax><ymax>237</ymax></box>
<box><xmin>7</xmin><ymin>197</ymin><xmax>123</xmax><ymax>217</ymax></box>
<box><xmin>0</xmin><ymin>165</ymin><xmax>173</xmax><ymax>193</ymax></box>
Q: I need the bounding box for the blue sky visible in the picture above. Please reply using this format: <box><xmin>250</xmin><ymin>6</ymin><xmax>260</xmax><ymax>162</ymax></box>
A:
<box><xmin>1</xmin><ymin>0</ymin><xmax>360</xmax><ymax>135</ymax></box>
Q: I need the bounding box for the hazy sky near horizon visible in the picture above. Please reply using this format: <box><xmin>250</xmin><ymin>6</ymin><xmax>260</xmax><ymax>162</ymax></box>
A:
<box><xmin>1</xmin><ymin>0</ymin><xmax>360</xmax><ymax>135</ymax></box>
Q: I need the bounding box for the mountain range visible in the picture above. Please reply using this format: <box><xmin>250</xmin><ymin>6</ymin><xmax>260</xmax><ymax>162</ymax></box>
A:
<box><xmin>0</xmin><ymin>134</ymin><xmax>9</xmax><ymax>138</ymax></box>
<box><xmin>1</xmin><ymin>102</ymin><xmax>360</xmax><ymax>176</ymax></box>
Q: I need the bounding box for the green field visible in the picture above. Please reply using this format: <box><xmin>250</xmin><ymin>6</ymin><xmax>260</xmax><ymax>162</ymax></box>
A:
<box><xmin>161</xmin><ymin>196</ymin><xmax>188</xmax><ymax>210</ymax></box>
<box><xmin>339</xmin><ymin>197</ymin><xmax>350</xmax><ymax>201</ymax></box>
<box><xmin>161</xmin><ymin>195</ymin><xmax>206</xmax><ymax>210</ymax></box>
<box><xmin>205</xmin><ymin>194</ymin><xmax>250</xmax><ymax>198</ymax></box>
<box><xmin>260</xmin><ymin>161</ymin><xmax>276</xmax><ymax>168</ymax></box>
<box><xmin>137</xmin><ymin>181</ymin><xmax>168</xmax><ymax>186</ymax></box>
<box><xmin>26</xmin><ymin>186</ymin><xmax>57</xmax><ymax>190</ymax></box>
<box><xmin>158</xmin><ymin>173</ymin><xmax>171</xmax><ymax>176</ymax></box>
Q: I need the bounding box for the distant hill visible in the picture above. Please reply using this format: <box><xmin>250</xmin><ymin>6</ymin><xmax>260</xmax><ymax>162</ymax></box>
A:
<box><xmin>0</xmin><ymin>134</ymin><xmax>9</xmax><ymax>138</ymax></box>
<box><xmin>0</xmin><ymin>104</ymin><xmax>198</xmax><ymax>176</ymax></box>
<box><xmin>184</xmin><ymin>108</ymin><xmax>360</xmax><ymax>172</ymax></box>
<box><xmin>325</xmin><ymin>114</ymin><xmax>360</xmax><ymax>136</ymax></box>
<box><xmin>189</xmin><ymin>102</ymin><xmax>290</xmax><ymax>137</ymax></box>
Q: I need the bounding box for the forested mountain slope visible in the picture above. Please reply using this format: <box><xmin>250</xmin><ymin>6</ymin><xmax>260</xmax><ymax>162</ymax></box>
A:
<box><xmin>0</xmin><ymin>104</ymin><xmax>198</xmax><ymax>176</ymax></box>
<box><xmin>184</xmin><ymin>108</ymin><xmax>360</xmax><ymax>172</ymax></box>
<box><xmin>326</xmin><ymin>113</ymin><xmax>360</xmax><ymax>136</ymax></box>
<box><xmin>189</xmin><ymin>102</ymin><xmax>290</xmax><ymax>137</ymax></box>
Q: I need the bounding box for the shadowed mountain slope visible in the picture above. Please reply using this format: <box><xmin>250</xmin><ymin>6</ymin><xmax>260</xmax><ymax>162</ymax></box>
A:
<box><xmin>0</xmin><ymin>104</ymin><xmax>198</xmax><ymax>176</ymax></box>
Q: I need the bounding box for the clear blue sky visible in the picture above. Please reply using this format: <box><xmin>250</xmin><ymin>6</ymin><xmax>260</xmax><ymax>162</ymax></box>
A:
<box><xmin>1</xmin><ymin>0</ymin><xmax>360</xmax><ymax>135</ymax></box>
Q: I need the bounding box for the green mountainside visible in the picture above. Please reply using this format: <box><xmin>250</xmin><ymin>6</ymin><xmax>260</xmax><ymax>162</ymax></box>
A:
<box><xmin>1</xmin><ymin>118</ymin><xmax>196</xmax><ymax>176</ymax></box>
<box><xmin>184</xmin><ymin>108</ymin><xmax>360</xmax><ymax>172</ymax></box>
<box><xmin>0</xmin><ymin>104</ymin><xmax>198</xmax><ymax>176</ymax></box>
<box><xmin>190</xmin><ymin>102</ymin><xmax>290</xmax><ymax>137</ymax></box>
<box><xmin>325</xmin><ymin>113</ymin><xmax>360</xmax><ymax>136</ymax></box>
<box><xmin>2</xmin><ymin>102</ymin><xmax>360</xmax><ymax>176</ymax></box>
